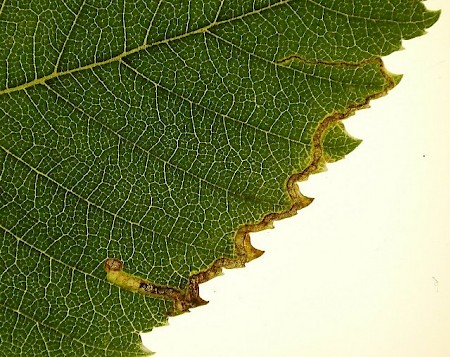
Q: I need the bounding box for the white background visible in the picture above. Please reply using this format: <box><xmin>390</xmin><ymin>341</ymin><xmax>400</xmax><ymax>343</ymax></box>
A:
<box><xmin>142</xmin><ymin>1</ymin><xmax>450</xmax><ymax>355</ymax></box>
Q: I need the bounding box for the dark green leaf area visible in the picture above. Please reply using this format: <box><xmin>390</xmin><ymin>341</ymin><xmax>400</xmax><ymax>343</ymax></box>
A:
<box><xmin>214</xmin><ymin>0</ymin><xmax>439</xmax><ymax>62</ymax></box>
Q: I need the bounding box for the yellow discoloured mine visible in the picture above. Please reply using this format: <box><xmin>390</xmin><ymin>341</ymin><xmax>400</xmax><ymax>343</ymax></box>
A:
<box><xmin>105</xmin><ymin>259</ymin><xmax>142</xmax><ymax>292</ymax></box>
<box><xmin>104</xmin><ymin>258</ymin><xmax>206</xmax><ymax>314</ymax></box>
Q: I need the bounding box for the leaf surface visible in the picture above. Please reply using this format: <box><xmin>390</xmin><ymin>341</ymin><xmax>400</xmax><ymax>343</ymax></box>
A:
<box><xmin>0</xmin><ymin>1</ymin><xmax>439</xmax><ymax>355</ymax></box>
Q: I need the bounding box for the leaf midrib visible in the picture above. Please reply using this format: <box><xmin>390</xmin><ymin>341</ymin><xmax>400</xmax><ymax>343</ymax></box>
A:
<box><xmin>0</xmin><ymin>0</ymin><xmax>287</xmax><ymax>96</ymax></box>
<box><xmin>0</xmin><ymin>0</ymin><xmax>417</xmax><ymax>96</ymax></box>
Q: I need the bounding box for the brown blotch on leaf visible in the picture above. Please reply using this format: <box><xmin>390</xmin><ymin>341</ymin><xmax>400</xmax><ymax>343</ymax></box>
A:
<box><xmin>105</xmin><ymin>258</ymin><xmax>123</xmax><ymax>272</ymax></box>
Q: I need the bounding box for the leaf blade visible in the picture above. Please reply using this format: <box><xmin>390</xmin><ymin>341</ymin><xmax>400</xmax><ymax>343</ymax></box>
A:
<box><xmin>0</xmin><ymin>0</ymin><xmax>439</xmax><ymax>355</ymax></box>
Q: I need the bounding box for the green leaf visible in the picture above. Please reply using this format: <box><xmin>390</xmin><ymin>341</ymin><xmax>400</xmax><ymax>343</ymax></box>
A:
<box><xmin>0</xmin><ymin>1</ymin><xmax>439</xmax><ymax>355</ymax></box>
